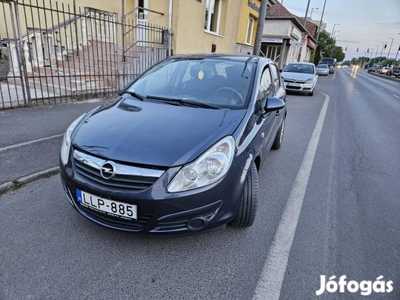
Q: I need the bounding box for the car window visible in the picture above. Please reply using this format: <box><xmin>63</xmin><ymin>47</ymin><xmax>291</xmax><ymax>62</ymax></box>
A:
<box><xmin>259</xmin><ymin>67</ymin><xmax>273</xmax><ymax>99</ymax></box>
<box><xmin>269</xmin><ymin>63</ymin><xmax>281</xmax><ymax>94</ymax></box>
<box><xmin>284</xmin><ymin>64</ymin><xmax>314</xmax><ymax>74</ymax></box>
<box><xmin>129</xmin><ymin>61</ymin><xmax>180</xmax><ymax>95</ymax></box>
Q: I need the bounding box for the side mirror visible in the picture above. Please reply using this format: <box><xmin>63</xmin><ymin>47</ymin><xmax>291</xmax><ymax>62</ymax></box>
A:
<box><xmin>264</xmin><ymin>97</ymin><xmax>285</xmax><ymax>113</ymax></box>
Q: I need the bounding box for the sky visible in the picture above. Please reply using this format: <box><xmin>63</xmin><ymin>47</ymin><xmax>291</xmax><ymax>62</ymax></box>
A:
<box><xmin>279</xmin><ymin>0</ymin><xmax>400</xmax><ymax>61</ymax></box>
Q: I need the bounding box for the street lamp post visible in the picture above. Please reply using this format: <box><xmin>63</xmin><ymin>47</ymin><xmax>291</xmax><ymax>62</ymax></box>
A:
<box><xmin>331</xmin><ymin>23</ymin><xmax>340</xmax><ymax>36</ymax></box>
<box><xmin>387</xmin><ymin>38</ymin><xmax>394</xmax><ymax>58</ymax></box>
<box><xmin>303</xmin><ymin>0</ymin><xmax>311</xmax><ymax>27</ymax></box>
<box><xmin>309</xmin><ymin>7</ymin><xmax>318</xmax><ymax>20</ymax></box>
<box><xmin>368</xmin><ymin>46</ymin><xmax>373</xmax><ymax>59</ymax></box>
<box><xmin>332</xmin><ymin>30</ymin><xmax>340</xmax><ymax>39</ymax></box>
<box><xmin>253</xmin><ymin>0</ymin><xmax>268</xmax><ymax>56</ymax></box>
<box><xmin>379</xmin><ymin>41</ymin><xmax>385</xmax><ymax>57</ymax></box>
<box><xmin>374</xmin><ymin>45</ymin><xmax>379</xmax><ymax>58</ymax></box>
<box><xmin>395</xmin><ymin>33</ymin><xmax>400</xmax><ymax>61</ymax></box>
<box><xmin>378</xmin><ymin>42</ymin><xmax>386</xmax><ymax>64</ymax></box>
<box><xmin>316</xmin><ymin>0</ymin><xmax>327</xmax><ymax>43</ymax></box>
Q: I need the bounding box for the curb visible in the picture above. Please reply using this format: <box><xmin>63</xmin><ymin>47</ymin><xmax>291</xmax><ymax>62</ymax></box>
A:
<box><xmin>0</xmin><ymin>166</ymin><xmax>60</xmax><ymax>195</ymax></box>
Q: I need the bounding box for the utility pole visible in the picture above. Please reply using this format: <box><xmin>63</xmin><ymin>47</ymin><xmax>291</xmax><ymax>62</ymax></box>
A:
<box><xmin>316</xmin><ymin>0</ymin><xmax>327</xmax><ymax>44</ymax></box>
<box><xmin>302</xmin><ymin>0</ymin><xmax>311</xmax><ymax>27</ymax></box>
<box><xmin>253</xmin><ymin>0</ymin><xmax>268</xmax><ymax>55</ymax></box>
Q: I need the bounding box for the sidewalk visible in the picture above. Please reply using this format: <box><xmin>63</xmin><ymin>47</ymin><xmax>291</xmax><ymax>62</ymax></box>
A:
<box><xmin>0</xmin><ymin>98</ymin><xmax>104</xmax><ymax>194</ymax></box>
<box><xmin>1</xmin><ymin>82</ymin><xmax>56</xmax><ymax>108</ymax></box>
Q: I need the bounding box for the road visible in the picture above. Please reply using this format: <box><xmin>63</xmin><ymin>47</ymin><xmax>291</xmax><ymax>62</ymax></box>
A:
<box><xmin>0</xmin><ymin>68</ymin><xmax>399</xmax><ymax>299</ymax></box>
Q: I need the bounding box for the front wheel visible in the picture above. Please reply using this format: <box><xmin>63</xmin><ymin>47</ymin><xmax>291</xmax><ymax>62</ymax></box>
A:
<box><xmin>229</xmin><ymin>161</ymin><xmax>258</xmax><ymax>228</ymax></box>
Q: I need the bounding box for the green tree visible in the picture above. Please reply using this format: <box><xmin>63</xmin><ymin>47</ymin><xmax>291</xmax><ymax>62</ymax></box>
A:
<box><xmin>314</xmin><ymin>30</ymin><xmax>345</xmax><ymax>64</ymax></box>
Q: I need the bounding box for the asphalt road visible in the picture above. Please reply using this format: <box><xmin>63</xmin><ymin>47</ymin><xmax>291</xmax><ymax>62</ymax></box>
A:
<box><xmin>0</xmin><ymin>68</ymin><xmax>399</xmax><ymax>299</ymax></box>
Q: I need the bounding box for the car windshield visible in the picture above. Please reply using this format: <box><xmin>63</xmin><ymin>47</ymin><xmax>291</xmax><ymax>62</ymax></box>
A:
<box><xmin>284</xmin><ymin>64</ymin><xmax>314</xmax><ymax>74</ymax></box>
<box><xmin>317</xmin><ymin>64</ymin><xmax>328</xmax><ymax>68</ymax></box>
<box><xmin>125</xmin><ymin>57</ymin><xmax>255</xmax><ymax>109</ymax></box>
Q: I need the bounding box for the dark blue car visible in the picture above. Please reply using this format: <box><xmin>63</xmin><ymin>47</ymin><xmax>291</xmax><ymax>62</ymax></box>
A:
<box><xmin>59</xmin><ymin>54</ymin><xmax>287</xmax><ymax>234</ymax></box>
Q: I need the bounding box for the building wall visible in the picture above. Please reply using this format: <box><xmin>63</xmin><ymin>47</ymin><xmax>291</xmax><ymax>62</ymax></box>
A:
<box><xmin>1</xmin><ymin>0</ymin><xmax>244</xmax><ymax>56</ymax></box>
<box><xmin>147</xmin><ymin>0</ymin><xmax>169</xmax><ymax>28</ymax></box>
<box><xmin>263</xmin><ymin>19</ymin><xmax>293</xmax><ymax>37</ymax></box>
<box><xmin>236</xmin><ymin>0</ymin><xmax>261</xmax><ymax>46</ymax></box>
<box><xmin>171</xmin><ymin>0</ymin><xmax>241</xmax><ymax>54</ymax></box>
<box><xmin>262</xmin><ymin>17</ymin><xmax>319</xmax><ymax>67</ymax></box>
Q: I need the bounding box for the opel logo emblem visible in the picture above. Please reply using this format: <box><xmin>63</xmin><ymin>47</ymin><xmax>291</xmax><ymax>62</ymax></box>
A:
<box><xmin>100</xmin><ymin>161</ymin><xmax>116</xmax><ymax>180</ymax></box>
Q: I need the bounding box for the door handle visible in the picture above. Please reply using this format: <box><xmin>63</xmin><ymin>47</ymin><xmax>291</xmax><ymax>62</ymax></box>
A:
<box><xmin>275</xmin><ymin>110</ymin><xmax>280</xmax><ymax>116</ymax></box>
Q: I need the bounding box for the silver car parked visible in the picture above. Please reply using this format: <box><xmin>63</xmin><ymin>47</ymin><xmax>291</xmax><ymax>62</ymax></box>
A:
<box><xmin>281</xmin><ymin>62</ymin><xmax>318</xmax><ymax>96</ymax></box>
<box><xmin>316</xmin><ymin>64</ymin><xmax>330</xmax><ymax>76</ymax></box>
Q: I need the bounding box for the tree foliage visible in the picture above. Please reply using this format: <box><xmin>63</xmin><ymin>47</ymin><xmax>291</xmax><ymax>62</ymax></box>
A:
<box><xmin>313</xmin><ymin>30</ymin><xmax>345</xmax><ymax>65</ymax></box>
<box><xmin>342</xmin><ymin>56</ymin><xmax>399</xmax><ymax>68</ymax></box>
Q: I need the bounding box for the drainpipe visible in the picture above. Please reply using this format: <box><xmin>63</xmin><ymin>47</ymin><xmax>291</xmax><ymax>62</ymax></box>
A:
<box><xmin>168</xmin><ymin>0</ymin><xmax>172</xmax><ymax>56</ymax></box>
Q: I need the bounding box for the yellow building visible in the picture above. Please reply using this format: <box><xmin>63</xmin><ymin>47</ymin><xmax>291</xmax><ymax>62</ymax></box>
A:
<box><xmin>1</xmin><ymin>0</ymin><xmax>266</xmax><ymax>60</ymax></box>
<box><xmin>0</xmin><ymin>0</ymin><xmax>265</xmax><ymax>103</ymax></box>
<box><xmin>236</xmin><ymin>0</ymin><xmax>262</xmax><ymax>54</ymax></box>
<box><xmin>141</xmin><ymin>0</ymin><xmax>244</xmax><ymax>54</ymax></box>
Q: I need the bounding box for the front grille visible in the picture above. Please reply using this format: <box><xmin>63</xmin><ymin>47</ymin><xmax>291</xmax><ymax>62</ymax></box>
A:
<box><xmin>73</xmin><ymin>149</ymin><xmax>164</xmax><ymax>191</ymax></box>
<box><xmin>286</xmin><ymin>86</ymin><xmax>301</xmax><ymax>90</ymax></box>
<box><xmin>284</xmin><ymin>79</ymin><xmax>305</xmax><ymax>83</ymax></box>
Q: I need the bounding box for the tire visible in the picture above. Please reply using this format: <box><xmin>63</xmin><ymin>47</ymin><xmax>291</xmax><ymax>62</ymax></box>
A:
<box><xmin>272</xmin><ymin>118</ymin><xmax>285</xmax><ymax>150</ymax></box>
<box><xmin>229</xmin><ymin>161</ymin><xmax>258</xmax><ymax>228</ymax></box>
<box><xmin>308</xmin><ymin>90</ymin><xmax>314</xmax><ymax>96</ymax></box>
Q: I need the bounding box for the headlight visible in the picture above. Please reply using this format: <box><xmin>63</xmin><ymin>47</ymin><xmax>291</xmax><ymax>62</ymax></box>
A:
<box><xmin>305</xmin><ymin>78</ymin><xmax>314</xmax><ymax>84</ymax></box>
<box><xmin>167</xmin><ymin>136</ymin><xmax>235</xmax><ymax>192</ymax></box>
<box><xmin>60</xmin><ymin>114</ymin><xmax>85</xmax><ymax>165</ymax></box>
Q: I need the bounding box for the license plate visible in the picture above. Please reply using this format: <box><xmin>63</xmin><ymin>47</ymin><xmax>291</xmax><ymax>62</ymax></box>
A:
<box><xmin>76</xmin><ymin>189</ymin><xmax>137</xmax><ymax>220</ymax></box>
<box><xmin>287</xmin><ymin>83</ymin><xmax>301</xmax><ymax>87</ymax></box>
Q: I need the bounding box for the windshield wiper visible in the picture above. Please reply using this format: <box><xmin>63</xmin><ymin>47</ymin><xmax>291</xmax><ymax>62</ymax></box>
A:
<box><xmin>123</xmin><ymin>91</ymin><xmax>145</xmax><ymax>101</ymax></box>
<box><xmin>146</xmin><ymin>95</ymin><xmax>220</xmax><ymax>109</ymax></box>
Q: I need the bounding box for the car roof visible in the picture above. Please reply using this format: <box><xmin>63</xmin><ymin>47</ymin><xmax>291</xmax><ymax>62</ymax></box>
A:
<box><xmin>286</xmin><ymin>62</ymin><xmax>315</xmax><ymax>66</ymax></box>
<box><xmin>169</xmin><ymin>53</ymin><xmax>273</xmax><ymax>64</ymax></box>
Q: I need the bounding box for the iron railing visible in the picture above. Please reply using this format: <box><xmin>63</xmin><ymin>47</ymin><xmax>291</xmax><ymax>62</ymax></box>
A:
<box><xmin>0</xmin><ymin>0</ymin><xmax>168</xmax><ymax>109</ymax></box>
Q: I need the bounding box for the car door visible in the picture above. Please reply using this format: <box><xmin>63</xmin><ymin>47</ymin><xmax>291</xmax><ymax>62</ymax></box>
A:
<box><xmin>257</xmin><ymin>63</ymin><xmax>280</xmax><ymax>156</ymax></box>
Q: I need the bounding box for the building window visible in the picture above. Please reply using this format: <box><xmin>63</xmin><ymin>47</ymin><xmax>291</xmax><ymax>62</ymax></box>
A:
<box><xmin>205</xmin><ymin>0</ymin><xmax>222</xmax><ymax>34</ymax></box>
<box><xmin>246</xmin><ymin>17</ymin><xmax>255</xmax><ymax>45</ymax></box>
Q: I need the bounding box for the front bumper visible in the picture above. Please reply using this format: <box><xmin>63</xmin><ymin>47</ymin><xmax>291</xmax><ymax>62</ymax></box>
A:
<box><xmin>284</xmin><ymin>82</ymin><xmax>315</xmax><ymax>93</ymax></box>
<box><xmin>60</xmin><ymin>152</ymin><xmax>246</xmax><ymax>234</ymax></box>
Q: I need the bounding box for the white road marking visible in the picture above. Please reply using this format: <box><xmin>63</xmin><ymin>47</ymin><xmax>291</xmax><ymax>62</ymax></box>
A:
<box><xmin>394</xmin><ymin>94</ymin><xmax>400</xmax><ymax>99</ymax></box>
<box><xmin>253</xmin><ymin>93</ymin><xmax>330</xmax><ymax>300</ymax></box>
<box><xmin>0</xmin><ymin>134</ymin><xmax>64</xmax><ymax>153</ymax></box>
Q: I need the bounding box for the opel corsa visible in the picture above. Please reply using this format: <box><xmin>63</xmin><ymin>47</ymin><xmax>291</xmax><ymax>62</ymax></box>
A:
<box><xmin>59</xmin><ymin>54</ymin><xmax>287</xmax><ymax>234</ymax></box>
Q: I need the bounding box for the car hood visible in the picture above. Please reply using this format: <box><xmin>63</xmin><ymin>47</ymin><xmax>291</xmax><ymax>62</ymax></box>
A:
<box><xmin>72</xmin><ymin>95</ymin><xmax>246</xmax><ymax>167</ymax></box>
<box><xmin>281</xmin><ymin>71</ymin><xmax>315</xmax><ymax>81</ymax></box>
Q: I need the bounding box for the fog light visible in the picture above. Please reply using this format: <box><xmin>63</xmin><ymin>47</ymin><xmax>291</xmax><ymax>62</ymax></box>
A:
<box><xmin>187</xmin><ymin>217</ymin><xmax>207</xmax><ymax>230</ymax></box>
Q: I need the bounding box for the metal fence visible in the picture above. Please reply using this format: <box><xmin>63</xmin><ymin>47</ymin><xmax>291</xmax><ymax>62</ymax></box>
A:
<box><xmin>0</xmin><ymin>0</ymin><xmax>168</xmax><ymax>109</ymax></box>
